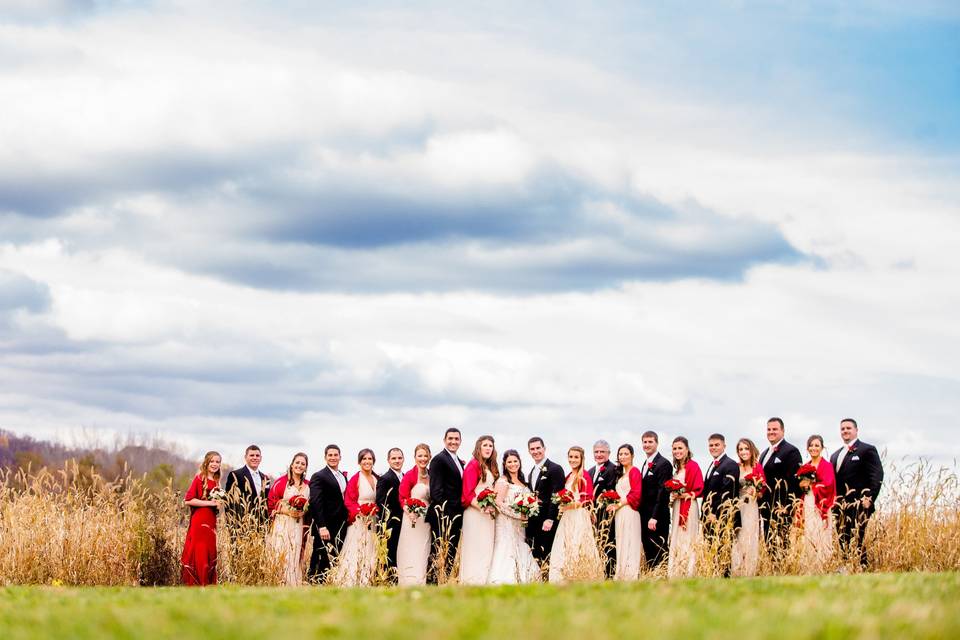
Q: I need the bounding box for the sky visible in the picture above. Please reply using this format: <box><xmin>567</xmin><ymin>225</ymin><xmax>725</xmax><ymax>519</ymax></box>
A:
<box><xmin>1</xmin><ymin>1</ymin><xmax>958</xmax><ymax>475</ymax></box>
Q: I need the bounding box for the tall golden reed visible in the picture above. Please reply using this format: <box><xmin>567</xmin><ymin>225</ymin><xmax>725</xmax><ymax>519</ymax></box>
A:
<box><xmin>0</xmin><ymin>458</ymin><xmax>956</xmax><ymax>586</ymax></box>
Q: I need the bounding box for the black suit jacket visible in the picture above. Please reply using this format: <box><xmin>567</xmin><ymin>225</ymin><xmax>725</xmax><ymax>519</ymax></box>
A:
<box><xmin>639</xmin><ymin>453</ymin><xmax>672</xmax><ymax>523</ymax></box>
<box><xmin>376</xmin><ymin>469</ymin><xmax>403</xmax><ymax>524</ymax></box>
<box><xmin>308</xmin><ymin>466</ymin><xmax>349</xmax><ymax>536</ymax></box>
<box><xmin>759</xmin><ymin>440</ymin><xmax>802</xmax><ymax>515</ymax></box>
<box><xmin>526</xmin><ymin>458</ymin><xmax>565</xmax><ymax>532</ymax></box>
<box><xmin>587</xmin><ymin>461</ymin><xmax>619</xmax><ymax>499</ymax></box>
<box><xmin>830</xmin><ymin>440</ymin><xmax>883</xmax><ymax>513</ymax></box>
<box><xmin>224</xmin><ymin>466</ymin><xmax>269</xmax><ymax>522</ymax></box>
<box><xmin>701</xmin><ymin>454</ymin><xmax>740</xmax><ymax>518</ymax></box>
<box><xmin>427</xmin><ymin>450</ymin><xmax>465</xmax><ymax>525</ymax></box>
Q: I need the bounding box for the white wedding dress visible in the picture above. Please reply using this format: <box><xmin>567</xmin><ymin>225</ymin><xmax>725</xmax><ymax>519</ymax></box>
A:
<box><xmin>488</xmin><ymin>479</ymin><xmax>541</xmax><ymax>584</ymax></box>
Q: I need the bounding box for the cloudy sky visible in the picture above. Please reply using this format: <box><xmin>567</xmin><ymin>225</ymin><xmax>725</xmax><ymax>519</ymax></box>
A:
<box><xmin>1</xmin><ymin>1</ymin><xmax>958</xmax><ymax>473</ymax></box>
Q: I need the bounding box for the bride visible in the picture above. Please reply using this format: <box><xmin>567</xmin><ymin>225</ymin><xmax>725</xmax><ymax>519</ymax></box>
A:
<box><xmin>488</xmin><ymin>450</ymin><xmax>541</xmax><ymax>584</ymax></box>
<box><xmin>330</xmin><ymin>449</ymin><xmax>380</xmax><ymax>587</ymax></box>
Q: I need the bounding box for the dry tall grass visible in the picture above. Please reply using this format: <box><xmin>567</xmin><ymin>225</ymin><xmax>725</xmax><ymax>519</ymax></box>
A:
<box><xmin>1</xmin><ymin>458</ymin><xmax>957</xmax><ymax>586</ymax></box>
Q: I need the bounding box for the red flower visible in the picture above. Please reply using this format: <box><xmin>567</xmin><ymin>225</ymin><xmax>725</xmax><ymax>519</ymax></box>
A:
<box><xmin>551</xmin><ymin>488</ymin><xmax>575</xmax><ymax>505</ymax></box>
<box><xmin>743</xmin><ymin>472</ymin><xmax>767</xmax><ymax>496</ymax></box>
<box><xmin>647</xmin><ymin>462</ymin><xmax>654</xmax><ymax>470</ymax></box>
<box><xmin>288</xmin><ymin>495</ymin><xmax>308</xmax><ymax>511</ymax></box>
<box><xmin>477</xmin><ymin>489</ymin><xmax>497</xmax><ymax>503</ymax></box>
<box><xmin>357</xmin><ymin>503</ymin><xmax>379</xmax><ymax>518</ymax></box>
<box><xmin>664</xmin><ymin>478</ymin><xmax>686</xmax><ymax>493</ymax></box>
<box><xmin>796</xmin><ymin>463</ymin><xmax>818</xmax><ymax>483</ymax></box>
<box><xmin>406</xmin><ymin>498</ymin><xmax>428</xmax><ymax>510</ymax></box>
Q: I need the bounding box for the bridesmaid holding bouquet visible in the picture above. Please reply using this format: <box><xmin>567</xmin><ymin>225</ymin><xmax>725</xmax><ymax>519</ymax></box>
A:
<box><xmin>667</xmin><ymin>437</ymin><xmax>704</xmax><ymax>578</ymax></box>
<box><xmin>182</xmin><ymin>451</ymin><xmax>223</xmax><ymax>586</ymax></box>
<box><xmin>459</xmin><ymin>436</ymin><xmax>499</xmax><ymax>585</ymax></box>
<box><xmin>731</xmin><ymin>438</ymin><xmax>765</xmax><ymax>577</ymax></box>
<box><xmin>396</xmin><ymin>444</ymin><xmax>432</xmax><ymax>586</ymax></box>
<box><xmin>266</xmin><ymin>452</ymin><xmax>310</xmax><ymax>586</ymax></box>
<box><xmin>796</xmin><ymin>435</ymin><xmax>837</xmax><ymax>573</ymax></box>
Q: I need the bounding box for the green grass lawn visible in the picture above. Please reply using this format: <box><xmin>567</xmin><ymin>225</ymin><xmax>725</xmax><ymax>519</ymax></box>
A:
<box><xmin>2</xmin><ymin>572</ymin><xmax>958</xmax><ymax>640</ymax></box>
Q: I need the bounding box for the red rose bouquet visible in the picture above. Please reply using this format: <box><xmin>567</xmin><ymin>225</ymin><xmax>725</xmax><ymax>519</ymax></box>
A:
<box><xmin>742</xmin><ymin>472</ymin><xmax>766</xmax><ymax>497</ymax></box>
<box><xmin>597</xmin><ymin>490</ymin><xmax>621</xmax><ymax>508</ymax></box>
<box><xmin>796</xmin><ymin>463</ymin><xmax>818</xmax><ymax>484</ymax></box>
<box><xmin>551</xmin><ymin>488</ymin><xmax>576</xmax><ymax>510</ymax></box>
<box><xmin>477</xmin><ymin>488</ymin><xmax>498</xmax><ymax>519</ymax></box>
<box><xmin>287</xmin><ymin>495</ymin><xmax>308</xmax><ymax>513</ymax></box>
<box><xmin>664</xmin><ymin>478</ymin><xmax>686</xmax><ymax>498</ymax></box>
<box><xmin>511</xmin><ymin>491</ymin><xmax>541</xmax><ymax>518</ymax></box>
<box><xmin>357</xmin><ymin>503</ymin><xmax>379</xmax><ymax>519</ymax></box>
<box><xmin>405</xmin><ymin>498</ymin><xmax>428</xmax><ymax>527</ymax></box>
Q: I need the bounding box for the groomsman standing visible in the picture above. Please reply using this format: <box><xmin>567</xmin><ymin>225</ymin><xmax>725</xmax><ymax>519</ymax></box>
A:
<box><xmin>224</xmin><ymin>444</ymin><xmax>271</xmax><ymax>530</ymax></box>
<box><xmin>526</xmin><ymin>437</ymin><xmax>565</xmax><ymax>565</ymax></box>
<box><xmin>588</xmin><ymin>439</ymin><xmax>619</xmax><ymax>578</ymax></box>
<box><xmin>758</xmin><ymin>418</ymin><xmax>802</xmax><ymax>556</ymax></box>
<box><xmin>831</xmin><ymin>418</ymin><xmax>884</xmax><ymax>568</ymax></box>
<box><xmin>308</xmin><ymin>444</ymin><xmax>349</xmax><ymax>582</ymax></box>
<box><xmin>701</xmin><ymin>434</ymin><xmax>740</xmax><ymax>574</ymax></box>
<box><xmin>376</xmin><ymin>447</ymin><xmax>405</xmax><ymax>579</ymax></box>
<box><xmin>639</xmin><ymin>431</ymin><xmax>672</xmax><ymax>568</ymax></box>
<box><xmin>427</xmin><ymin>428</ymin><xmax>466</xmax><ymax>582</ymax></box>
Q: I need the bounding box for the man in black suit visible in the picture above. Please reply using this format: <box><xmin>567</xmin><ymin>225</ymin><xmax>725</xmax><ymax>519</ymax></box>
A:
<box><xmin>224</xmin><ymin>444</ymin><xmax>271</xmax><ymax>530</ymax></box>
<box><xmin>758</xmin><ymin>417</ymin><xmax>802</xmax><ymax>557</ymax></box>
<box><xmin>427</xmin><ymin>427</ymin><xmax>465</xmax><ymax>582</ymax></box>
<box><xmin>376</xmin><ymin>447</ymin><xmax>405</xmax><ymax>579</ymax></box>
<box><xmin>701</xmin><ymin>433</ymin><xmax>740</xmax><ymax>574</ymax></box>
<box><xmin>587</xmin><ymin>439</ymin><xmax>618</xmax><ymax>578</ymax></box>
<box><xmin>525</xmin><ymin>436</ymin><xmax>566</xmax><ymax>565</ymax></box>
<box><xmin>308</xmin><ymin>444</ymin><xmax>349</xmax><ymax>582</ymax></box>
<box><xmin>639</xmin><ymin>430</ymin><xmax>672</xmax><ymax>568</ymax></box>
<box><xmin>830</xmin><ymin>418</ymin><xmax>884</xmax><ymax>568</ymax></box>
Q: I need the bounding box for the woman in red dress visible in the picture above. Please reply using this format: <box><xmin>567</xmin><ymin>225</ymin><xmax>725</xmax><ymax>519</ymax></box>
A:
<box><xmin>182</xmin><ymin>451</ymin><xmax>223</xmax><ymax>586</ymax></box>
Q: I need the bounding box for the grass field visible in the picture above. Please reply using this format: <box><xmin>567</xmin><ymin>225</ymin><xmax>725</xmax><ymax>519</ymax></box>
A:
<box><xmin>1</xmin><ymin>572</ymin><xmax>958</xmax><ymax>640</ymax></box>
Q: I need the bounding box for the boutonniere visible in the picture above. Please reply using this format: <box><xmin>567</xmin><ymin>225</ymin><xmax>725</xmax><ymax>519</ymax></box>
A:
<box><xmin>848</xmin><ymin>445</ymin><xmax>857</xmax><ymax>453</ymax></box>
<box><xmin>647</xmin><ymin>462</ymin><xmax>654</xmax><ymax>470</ymax></box>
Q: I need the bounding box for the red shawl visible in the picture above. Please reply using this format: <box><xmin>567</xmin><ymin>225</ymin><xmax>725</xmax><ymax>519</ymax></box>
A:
<box><xmin>678</xmin><ymin>459</ymin><xmax>704</xmax><ymax>528</ymax></box>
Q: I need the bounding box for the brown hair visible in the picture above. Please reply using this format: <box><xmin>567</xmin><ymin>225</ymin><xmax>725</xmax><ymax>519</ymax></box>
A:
<box><xmin>736</xmin><ymin>438</ymin><xmax>759</xmax><ymax>468</ymax></box>
<box><xmin>414</xmin><ymin>443</ymin><xmax>431</xmax><ymax>479</ymax></box>
<box><xmin>472</xmin><ymin>436</ymin><xmax>500</xmax><ymax>484</ymax></box>
<box><xmin>671</xmin><ymin>437</ymin><xmax>691</xmax><ymax>472</ymax></box>
<box><xmin>807</xmin><ymin>434</ymin><xmax>825</xmax><ymax>449</ymax></box>
<box><xmin>286</xmin><ymin>452</ymin><xmax>309</xmax><ymax>486</ymax></box>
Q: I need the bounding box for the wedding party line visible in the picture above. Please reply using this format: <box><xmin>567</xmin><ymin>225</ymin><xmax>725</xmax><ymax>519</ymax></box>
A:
<box><xmin>180</xmin><ymin>417</ymin><xmax>884</xmax><ymax>587</ymax></box>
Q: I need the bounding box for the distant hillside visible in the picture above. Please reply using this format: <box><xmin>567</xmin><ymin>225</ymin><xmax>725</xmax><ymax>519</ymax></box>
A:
<box><xmin>0</xmin><ymin>429</ymin><xmax>201</xmax><ymax>489</ymax></box>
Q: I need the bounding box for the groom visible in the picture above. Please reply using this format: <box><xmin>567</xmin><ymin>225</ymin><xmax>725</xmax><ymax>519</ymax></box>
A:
<box><xmin>526</xmin><ymin>437</ymin><xmax>565</xmax><ymax>565</ymax></box>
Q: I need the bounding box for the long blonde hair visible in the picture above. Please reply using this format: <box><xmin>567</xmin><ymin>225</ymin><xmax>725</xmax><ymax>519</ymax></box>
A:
<box><xmin>568</xmin><ymin>446</ymin><xmax>585</xmax><ymax>493</ymax></box>
<box><xmin>198</xmin><ymin>451</ymin><xmax>221</xmax><ymax>482</ymax></box>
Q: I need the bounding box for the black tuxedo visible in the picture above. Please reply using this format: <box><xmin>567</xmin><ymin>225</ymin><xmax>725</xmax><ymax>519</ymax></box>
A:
<box><xmin>307</xmin><ymin>466</ymin><xmax>349</xmax><ymax>580</ymax></box>
<box><xmin>376</xmin><ymin>468</ymin><xmax>404</xmax><ymax>574</ymax></box>
<box><xmin>639</xmin><ymin>452</ymin><xmax>672</xmax><ymax>568</ymax></box>
<box><xmin>759</xmin><ymin>440</ymin><xmax>802</xmax><ymax>552</ymax></box>
<box><xmin>525</xmin><ymin>458</ymin><xmax>565</xmax><ymax>563</ymax></box>
<box><xmin>588</xmin><ymin>460</ymin><xmax>619</xmax><ymax>577</ymax></box>
<box><xmin>702</xmin><ymin>454</ymin><xmax>741</xmax><ymax>520</ymax></box>
<box><xmin>224</xmin><ymin>466</ymin><xmax>269</xmax><ymax>528</ymax></box>
<box><xmin>830</xmin><ymin>440</ymin><xmax>883</xmax><ymax>567</ymax></box>
<box><xmin>427</xmin><ymin>449</ymin><xmax>465</xmax><ymax>580</ymax></box>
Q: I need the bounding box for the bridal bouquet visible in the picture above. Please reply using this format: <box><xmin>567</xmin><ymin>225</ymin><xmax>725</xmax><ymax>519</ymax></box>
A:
<box><xmin>207</xmin><ymin>487</ymin><xmax>227</xmax><ymax>502</ymax></box>
<box><xmin>405</xmin><ymin>498</ymin><xmax>428</xmax><ymax>527</ymax></box>
<box><xmin>551</xmin><ymin>488</ymin><xmax>576</xmax><ymax>514</ymax></box>
<box><xmin>664</xmin><ymin>478</ymin><xmax>686</xmax><ymax>498</ymax></box>
<box><xmin>597</xmin><ymin>490</ymin><xmax>620</xmax><ymax>508</ymax></box>
<box><xmin>796</xmin><ymin>463</ymin><xmax>818</xmax><ymax>484</ymax></box>
<box><xmin>512</xmin><ymin>491</ymin><xmax>541</xmax><ymax>518</ymax></box>
<box><xmin>287</xmin><ymin>495</ymin><xmax>308</xmax><ymax>513</ymax></box>
<box><xmin>477</xmin><ymin>488</ymin><xmax>498</xmax><ymax>519</ymax></box>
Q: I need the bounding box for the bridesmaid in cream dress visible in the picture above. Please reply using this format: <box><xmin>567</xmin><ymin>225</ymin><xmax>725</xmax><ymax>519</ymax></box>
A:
<box><xmin>397</xmin><ymin>443</ymin><xmax>432</xmax><ymax>586</ymax></box>
<box><xmin>266</xmin><ymin>452</ymin><xmax>310</xmax><ymax>586</ymax></box>
<box><xmin>731</xmin><ymin>438</ymin><xmax>765</xmax><ymax>577</ymax></box>
<box><xmin>548</xmin><ymin>446</ymin><xmax>602</xmax><ymax>584</ymax></box>
<box><xmin>667</xmin><ymin>437</ymin><xmax>704</xmax><ymax>579</ymax></box>
<box><xmin>607</xmin><ymin>444</ymin><xmax>644</xmax><ymax>581</ymax></box>
<box><xmin>459</xmin><ymin>435</ymin><xmax>498</xmax><ymax>585</ymax></box>
<box><xmin>331</xmin><ymin>449</ymin><xmax>379</xmax><ymax>587</ymax></box>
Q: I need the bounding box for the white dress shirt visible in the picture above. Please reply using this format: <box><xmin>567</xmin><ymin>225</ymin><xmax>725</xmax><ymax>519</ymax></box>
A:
<box><xmin>836</xmin><ymin>438</ymin><xmax>859</xmax><ymax>471</ymax></box>
<box><xmin>329</xmin><ymin>466</ymin><xmax>347</xmax><ymax>493</ymax></box>
<box><xmin>245</xmin><ymin>466</ymin><xmax>262</xmax><ymax>494</ymax></box>
<box><xmin>761</xmin><ymin>439</ymin><xmax>783</xmax><ymax>466</ymax></box>
<box><xmin>447</xmin><ymin>449</ymin><xmax>464</xmax><ymax>476</ymax></box>
<box><xmin>643</xmin><ymin>455</ymin><xmax>655</xmax><ymax>477</ymax></box>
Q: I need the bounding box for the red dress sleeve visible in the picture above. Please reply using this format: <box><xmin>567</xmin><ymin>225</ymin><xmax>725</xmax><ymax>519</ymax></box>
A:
<box><xmin>813</xmin><ymin>458</ymin><xmax>837</xmax><ymax>519</ymax></box>
<box><xmin>399</xmin><ymin>468</ymin><xmax>417</xmax><ymax>507</ymax></box>
<box><xmin>184</xmin><ymin>475</ymin><xmax>203</xmax><ymax>502</ymax></box>
<box><xmin>626</xmin><ymin>466</ymin><xmax>643</xmax><ymax>510</ymax></box>
<box><xmin>267</xmin><ymin>476</ymin><xmax>287</xmax><ymax>514</ymax></box>
<box><xmin>580</xmin><ymin>472</ymin><xmax>594</xmax><ymax>504</ymax></box>
<box><xmin>344</xmin><ymin>474</ymin><xmax>361</xmax><ymax>523</ymax></box>
<box><xmin>461</xmin><ymin>459</ymin><xmax>481</xmax><ymax>508</ymax></box>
